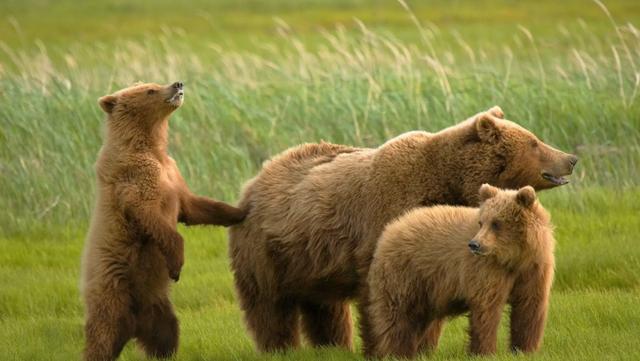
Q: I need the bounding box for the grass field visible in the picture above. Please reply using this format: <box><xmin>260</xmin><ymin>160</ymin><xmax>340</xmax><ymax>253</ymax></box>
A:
<box><xmin>1</xmin><ymin>0</ymin><xmax>639</xmax><ymax>360</ymax></box>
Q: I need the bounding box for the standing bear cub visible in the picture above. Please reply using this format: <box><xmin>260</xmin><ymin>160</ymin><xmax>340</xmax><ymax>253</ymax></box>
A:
<box><xmin>229</xmin><ymin>106</ymin><xmax>575</xmax><ymax>352</ymax></box>
<box><xmin>81</xmin><ymin>82</ymin><xmax>245</xmax><ymax>361</ymax></box>
<box><xmin>364</xmin><ymin>184</ymin><xmax>555</xmax><ymax>359</ymax></box>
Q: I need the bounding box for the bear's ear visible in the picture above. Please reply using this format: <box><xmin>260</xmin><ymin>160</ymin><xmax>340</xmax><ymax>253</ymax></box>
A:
<box><xmin>98</xmin><ymin>95</ymin><xmax>117</xmax><ymax>114</ymax></box>
<box><xmin>475</xmin><ymin>114</ymin><xmax>501</xmax><ymax>144</ymax></box>
<box><xmin>516</xmin><ymin>186</ymin><xmax>537</xmax><ymax>208</ymax></box>
<box><xmin>487</xmin><ymin>105</ymin><xmax>504</xmax><ymax>119</ymax></box>
<box><xmin>479</xmin><ymin>183</ymin><xmax>499</xmax><ymax>202</ymax></box>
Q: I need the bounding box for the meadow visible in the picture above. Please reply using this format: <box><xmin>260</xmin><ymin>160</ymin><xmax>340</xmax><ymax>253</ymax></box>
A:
<box><xmin>1</xmin><ymin>0</ymin><xmax>639</xmax><ymax>360</ymax></box>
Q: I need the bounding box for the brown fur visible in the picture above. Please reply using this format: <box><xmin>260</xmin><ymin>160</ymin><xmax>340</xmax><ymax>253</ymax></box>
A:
<box><xmin>364</xmin><ymin>185</ymin><xmax>555</xmax><ymax>358</ymax></box>
<box><xmin>81</xmin><ymin>82</ymin><xmax>245</xmax><ymax>361</ymax></box>
<box><xmin>228</xmin><ymin>106</ymin><xmax>574</xmax><ymax>352</ymax></box>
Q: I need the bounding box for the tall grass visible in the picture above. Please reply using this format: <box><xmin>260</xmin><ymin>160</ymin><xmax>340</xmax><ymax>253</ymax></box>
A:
<box><xmin>1</xmin><ymin>4</ymin><xmax>639</xmax><ymax>235</ymax></box>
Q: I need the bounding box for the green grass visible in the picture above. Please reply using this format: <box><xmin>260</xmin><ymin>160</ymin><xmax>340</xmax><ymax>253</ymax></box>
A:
<box><xmin>1</xmin><ymin>0</ymin><xmax>639</xmax><ymax>359</ymax></box>
<box><xmin>1</xmin><ymin>188</ymin><xmax>639</xmax><ymax>360</ymax></box>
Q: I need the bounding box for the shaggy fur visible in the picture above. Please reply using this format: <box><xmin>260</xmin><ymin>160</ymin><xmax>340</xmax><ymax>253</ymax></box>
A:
<box><xmin>228</xmin><ymin>106</ymin><xmax>575</xmax><ymax>352</ymax></box>
<box><xmin>81</xmin><ymin>82</ymin><xmax>245</xmax><ymax>361</ymax></box>
<box><xmin>364</xmin><ymin>185</ymin><xmax>555</xmax><ymax>358</ymax></box>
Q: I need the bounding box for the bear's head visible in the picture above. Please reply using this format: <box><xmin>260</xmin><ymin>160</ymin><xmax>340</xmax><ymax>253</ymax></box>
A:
<box><xmin>98</xmin><ymin>81</ymin><xmax>184</xmax><ymax>124</ymax></box>
<box><xmin>474</xmin><ymin>107</ymin><xmax>578</xmax><ymax>190</ymax></box>
<box><xmin>468</xmin><ymin>184</ymin><xmax>553</xmax><ymax>270</ymax></box>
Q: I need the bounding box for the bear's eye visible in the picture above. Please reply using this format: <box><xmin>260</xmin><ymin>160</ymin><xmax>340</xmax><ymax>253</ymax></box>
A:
<box><xmin>478</xmin><ymin>221</ymin><xmax>483</xmax><ymax>227</ymax></box>
<box><xmin>147</xmin><ymin>89</ymin><xmax>156</xmax><ymax>95</ymax></box>
<box><xmin>531</xmin><ymin>140</ymin><xmax>538</xmax><ymax>148</ymax></box>
<box><xmin>491</xmin><ymin>221</ymin><xmax>500</xmax><ymax>231</ymax></box>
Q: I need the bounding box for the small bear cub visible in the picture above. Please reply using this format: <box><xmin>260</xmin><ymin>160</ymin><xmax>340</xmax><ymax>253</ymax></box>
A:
<box><xmin>81</xmin><ymin>82</ymin><xmax>246</xmax><ymax>361</ymax></box>
<box><xmin>363</xmin><ymin>184</ymin><xmax>555</xmax><ymax>359</ymax></box>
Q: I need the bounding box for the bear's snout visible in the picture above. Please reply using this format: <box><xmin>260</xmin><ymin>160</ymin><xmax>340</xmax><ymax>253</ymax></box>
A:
<box><xmin>165</xmin><ymin>82</ymin><xmax>185</xmax><ymax>107</ymax></box>
<box><xmin>468</xmin><ymin>240</ymin><xmax>481</xmax><ymax>254</ymax></box>
<box><xmin>568</xmin><ymin>154</ymin><xmax>578</xmax><ymax>170</ymax></box>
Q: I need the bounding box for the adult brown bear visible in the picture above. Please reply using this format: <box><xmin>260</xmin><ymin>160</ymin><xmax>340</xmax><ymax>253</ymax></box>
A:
<box><xmin>228</xmin><ymin>106</ymin><xmax>576</xmax><ymax>352</ymax></box>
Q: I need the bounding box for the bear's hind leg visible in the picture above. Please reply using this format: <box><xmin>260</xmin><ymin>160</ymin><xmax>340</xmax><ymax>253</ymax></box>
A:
<box><xmin>418</xmin><ymin>318</ymin><xmax>445</xmax><ymax>353</ymax></box>
<box><xmin>240</xmin><ymin>295</ymin><xmax>301</xmax><ymax>352</ymax></box>
<box><xmin>367</xmin><ymin>315</ymin><xmax>426</xmax><ymax>359</ymax></box>
<box><xmin>135</xmin><ymin>298</ymin><xmax>179</xmax><ymax>358</ymax></box>
<box><xmin>83</xmin><ymin>292</ymin><xmax>135</xmax><ymax>361</ymax></box>
<box><xmin>300</xmin><ymin>300</ymin><xmax>353</xmax><ymax>350</ymax></box>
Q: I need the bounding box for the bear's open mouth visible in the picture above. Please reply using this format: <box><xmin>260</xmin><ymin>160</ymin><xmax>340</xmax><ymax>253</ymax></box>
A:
<box><xmin>542</xmin><ymin>172</ymin><xmax>569</xmax><ymax>186</ymax></box>
<box><xmin>166</xmin><ymin>90</ymin><xmax>184</xmax><ymax>107</ymax></box>
<box><xmin>470</xmin><ymin>249</ymin><xmax>489</xmax><ymax>256</ymax></box>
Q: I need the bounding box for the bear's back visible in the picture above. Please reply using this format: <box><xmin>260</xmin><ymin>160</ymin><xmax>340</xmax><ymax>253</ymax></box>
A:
<box><xmin>376</xmin><ymin>206</ymin><xmax>478</xmax><ymax>267</ymax></box>
<box><xmin>237</xmin><ymin>142</ymin><xmax>367</xmax><ymax>215</ymax></box>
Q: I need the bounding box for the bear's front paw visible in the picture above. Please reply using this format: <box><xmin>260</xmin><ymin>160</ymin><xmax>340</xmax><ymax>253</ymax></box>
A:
<box><xmin>168</xmin><ymin>264</ymin><xmax>182</xmax><ymax>282</ymax></box>
<box><xmin>166</xmin><ymin>254</ymin><xmax>183</xmax><ymax>282</ymax></box>
<box><xmin>227</xmin><ymin>206</ymin><xmax>248</xmax><ymax>225</ymax></box>
<box><xmin>164</xmin><ymin>236</ymin><xmax>184</xmax><ymax>282</ymax></box>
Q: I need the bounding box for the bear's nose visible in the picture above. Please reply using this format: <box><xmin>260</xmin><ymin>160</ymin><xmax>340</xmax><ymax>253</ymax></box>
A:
<box><xmin>568</xmin><ymin>154</ymin><xmax>578</xmax><ymax>169</ymax></box>
<box><xmin>468</xmin><ymin>240</ymin><xmax>481</xmax><ymax>253</ymax></box>
<box><xmin>172</xmin><ymin>81</ymin><xmax>184</xmax><ymax>90</ymax></box>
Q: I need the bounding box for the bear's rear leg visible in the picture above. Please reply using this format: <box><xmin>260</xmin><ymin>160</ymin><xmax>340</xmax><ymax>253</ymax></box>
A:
<box><xmin>300</xmin><ymin>300</ymin><xmax>353</xmax><ymax>349</ymax></box>
<box><xmin>135</xmin><ymin>298</ymin><xmax>179</xmax><ymax>358</ymax></box>
<box><xmin>365</xmin><ymin>309</ymin><xmax>428</xmax><ymax>359</ymax></box>
<box><xmin>418</xmin><ymin>318</ymin><xmax>445</xmax><ymax>353</ymax></box>
<box><xmin>241</xmin><ymin>296</ymin><xmax>301</xmax><ymax>352</ymax></box>
<box><xmin>83</xmin><ymin>295</ymin><xmax>135</xmax><ymax>361</ymax></box>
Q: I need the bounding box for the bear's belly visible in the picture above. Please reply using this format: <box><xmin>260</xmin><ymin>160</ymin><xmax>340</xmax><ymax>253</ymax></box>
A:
<box><xmin>265</xmin><ymin>234</ymin><xmax>361</xmax><ymax>300</ymax></box>
<box><xmin>158</xmin><ymin>185</ymin><xmax>180</xmax><ymax>223</ymax></box>
<box><xmin>289</xmin><ymin>275</ymin><xmax>360</xmax><ymax>301</ymax></box>
<box><xmin>441</xmin><ymin>298</ymin><xmax>469</xmax><ymax>317</ymax></box>
<box><xmin>128</xmin><ymin>240</ymin><xmax>170</xmax><ymax>301</ymax></box>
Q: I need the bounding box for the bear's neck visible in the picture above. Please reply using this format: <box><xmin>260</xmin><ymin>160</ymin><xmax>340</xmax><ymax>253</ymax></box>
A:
<box><xmin>106</xmin><ymin>117</ymin><xmax>170</xmax><ymax>160</ymax></box>
<box><xmin>416</xmin><ymin>124</ymin><xmax>479</xmax><ymax>206</ymax></box>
